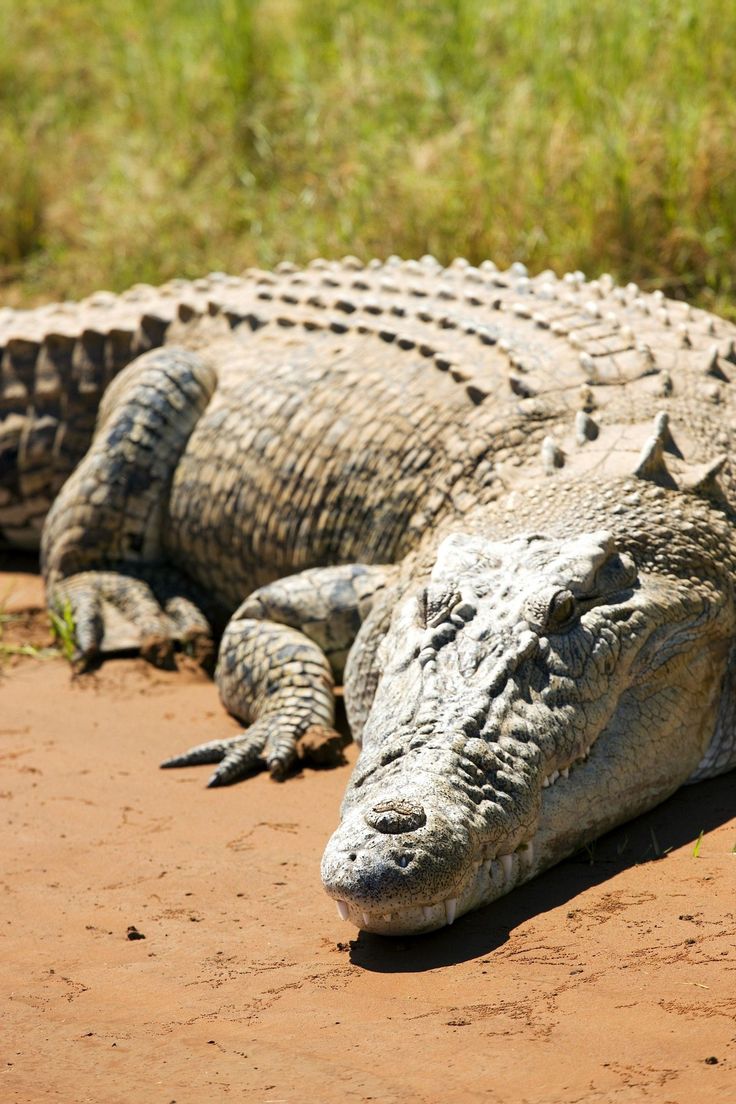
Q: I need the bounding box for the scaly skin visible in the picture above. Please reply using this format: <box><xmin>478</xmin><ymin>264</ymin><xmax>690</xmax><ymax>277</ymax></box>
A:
<box><xmin>3</xmin><ymin>256</ymin><xmax>735</xmax><ymax>935</ymax></box>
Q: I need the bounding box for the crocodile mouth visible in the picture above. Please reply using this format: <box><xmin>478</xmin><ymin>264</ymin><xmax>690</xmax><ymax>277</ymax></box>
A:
<box><xmin>324</xmin><ymin>735</ymin><xmax>599</xmax><ymax>936</ymax></box>
<box><xmin>331</xmin><ymin>839</ymin><xmax>536</xmax><ymax>934</ymax></box>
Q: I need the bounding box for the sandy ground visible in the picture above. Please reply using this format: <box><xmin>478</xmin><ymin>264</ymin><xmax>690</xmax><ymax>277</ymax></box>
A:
<box><xmin>1</xmin><ymin>566</ymin><xmax>735</xmax><ymax>1104</ymax></box>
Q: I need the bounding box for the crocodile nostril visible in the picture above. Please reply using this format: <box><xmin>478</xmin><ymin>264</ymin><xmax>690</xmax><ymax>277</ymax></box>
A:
<box><xmin>349</xmin><ymin>852</ymin><xmax>357</xmax><ymax>861</ymax></box>
<box><xmin>365</xmin><ymin>797</ymin><xmax>427</xmax><ymax>834</ymax></box>
<box><xmin>395</xmin><ymin>853</ymin><xmax>414</xmax><ymax>868</ymax></box>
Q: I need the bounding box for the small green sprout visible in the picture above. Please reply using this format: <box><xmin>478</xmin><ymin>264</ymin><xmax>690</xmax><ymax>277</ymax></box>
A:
<box><xmin>49</xmin><ymin>598</ymin><xmax>77</xmax><ymax>662</ymax></box>
<box><xmin>692</xmin><ymin>830</ymin><xmax>704</xmax><ymax>858</ymax></box>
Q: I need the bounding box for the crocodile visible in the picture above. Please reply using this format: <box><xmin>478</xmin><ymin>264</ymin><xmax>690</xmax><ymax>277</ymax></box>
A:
<box><xmin>1</xmin><ymin>256</ymin><xmax>735</xmax><ymax>937</ymax></box>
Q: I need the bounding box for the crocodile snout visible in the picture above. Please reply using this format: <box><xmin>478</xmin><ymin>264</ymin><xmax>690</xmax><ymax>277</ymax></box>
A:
<box><xmin>320</xmin><ymin>797</ymin><xmax>473</xmax><ymax>923</ymax></box>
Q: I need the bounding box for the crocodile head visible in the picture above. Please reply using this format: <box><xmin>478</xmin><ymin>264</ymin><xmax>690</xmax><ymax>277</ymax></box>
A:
<box><xmin>321</xmin><ymin>521</ymin><xmax>734</xmax><ymax>935</ymax></box>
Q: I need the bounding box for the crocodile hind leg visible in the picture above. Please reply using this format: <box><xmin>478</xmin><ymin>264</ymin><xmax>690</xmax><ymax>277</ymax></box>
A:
<box><xmin>161</xmin><ymin>564</ymin><xmax>398</xmax><ymax>784</ymax></box>
<box><xmin>40</xmin><ymin>347</ymin><xmax>217</xmax><ymax>668</ymax></box>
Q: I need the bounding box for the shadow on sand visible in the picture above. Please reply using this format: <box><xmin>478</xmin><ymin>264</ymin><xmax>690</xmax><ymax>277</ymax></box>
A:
<box><xmin>348</xmin><ymin>771</ymin><xmax>734</xmax><ymax>973</ymax></box>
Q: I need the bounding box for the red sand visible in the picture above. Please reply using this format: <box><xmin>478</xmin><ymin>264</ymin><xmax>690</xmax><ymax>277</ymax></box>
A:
<box><xmin>2</xmin><ymin>569</ymin><xmax>735</xmax><ymax>1102</ymax></box>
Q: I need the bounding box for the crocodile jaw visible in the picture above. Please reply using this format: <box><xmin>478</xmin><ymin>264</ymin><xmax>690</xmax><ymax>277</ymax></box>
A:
<box><xmin>323</xmin><ymin>839</ymin><xmax>537</xmax><ymax>935</ymax></box>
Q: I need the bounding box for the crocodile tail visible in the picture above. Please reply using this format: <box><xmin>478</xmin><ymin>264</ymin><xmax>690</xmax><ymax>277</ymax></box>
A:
<box><xmin>0</xmin><ymin>279</ymin><xmax>221</xmax><ymax>551</ymax></box>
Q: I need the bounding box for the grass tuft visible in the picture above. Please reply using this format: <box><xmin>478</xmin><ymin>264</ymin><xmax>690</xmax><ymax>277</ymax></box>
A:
<box><xmin>48</xmin><ymin>599</ymin><xmax>77</xmax><ymax>663</ymax></box>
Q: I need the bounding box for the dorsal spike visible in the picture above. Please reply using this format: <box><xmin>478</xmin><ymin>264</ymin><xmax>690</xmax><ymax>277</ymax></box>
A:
<box><xmin>704</xmin><ymin>345</ymin><xmax>731</xmax><ymax>382</ymax></box>
<box><xmin>575</xmin><ymin>411</ymin><xmax>599</xmax><ymax>445</ymax></box>
<box><xmin>677</xmin><ymin>324</ymin><xmax>692</xmax><ymax>348</ymax></box>
<box><xmin>634</xmin><ymin>437</ymin><xmax>675</xmax><ymax>487</ymax></box>
<box><xmin>659</xmin><ymin>371</ymin><xmax>674</xmax><ymax>397</ymax></box>
<box><xmin>652</xmin><ymin>410</ymin><xmax>684</xmax><ymax>458</ymax></box>
<box><xmin>579</xmin><ymin>385</ymin><xmax>596</xmax><ymax>412</ymax></box>
<box><xmin>541</xmin><ymin>436</ymin><xmax>565</xmax><ymax>475</ymax></box>
<box><xmin>682</xmin><ymin>455</ymin><xmax>728</xmax><ymax>497</ymax></box>
<box><xmin>637</xmin><ymin>342</ymin><xmax>657</xmax><ymax>372</ymax></box>
<box><xmin>177</xmin><ymin>301</ymin><xmax>199</xmax><ymax>323</ymax></box>
<box><xmin>509</xmin><ymin>374</ymin><xmax>536</xmax><ymax>399</ymax></box>
<box><xmin>633</xmin><ymin>413</ymin><xmax>678</xmax><ymax>488</ymax></box>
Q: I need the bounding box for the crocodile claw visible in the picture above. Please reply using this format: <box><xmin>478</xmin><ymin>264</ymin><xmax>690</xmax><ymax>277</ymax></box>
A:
<box><xmin>160</xmin><ymin>715</ymin><xmax>303</xmax><ymax>785</ymax></box>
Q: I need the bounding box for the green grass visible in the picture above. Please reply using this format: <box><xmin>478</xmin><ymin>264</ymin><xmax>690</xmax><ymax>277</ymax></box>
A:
<box><xmin>0</xmin><ymin>608</ymin><xmax>58</xmax><ymax>662</ymax></box>
<box><xmin>1</xmin><ymin>1</ymin><xmax>736</xmax><ymax>315</ymax></box>
<box><xmin>48</xmin><ymin>599</ymin><xmax>77</xmax><ymax>662</ymax></box>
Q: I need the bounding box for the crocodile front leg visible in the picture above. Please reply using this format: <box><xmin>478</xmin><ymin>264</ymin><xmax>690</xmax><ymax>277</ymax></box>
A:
<box><xmin>161</xmin><ymin>564</ymin><xmax>397</xmax><ymax>785</ymax></box>
<box><xmin>40</xmin><ymin>347</ymin><xmax>217</xmax><ymax>667</ymax></box>
<box><xmin>232</xmin><ymin>563</ymin><xmax>398</xmax><ymax>681</ymax></box>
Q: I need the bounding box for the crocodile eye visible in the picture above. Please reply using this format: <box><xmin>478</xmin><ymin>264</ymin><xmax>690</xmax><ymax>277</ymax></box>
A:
<box><xmin>546</xmin><ymin>589</ymin><xmax>576</xmax><ymax>630</ymax></box>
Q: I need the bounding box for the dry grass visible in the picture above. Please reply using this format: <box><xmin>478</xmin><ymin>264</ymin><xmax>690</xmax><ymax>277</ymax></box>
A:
<box><xmin>1</xmin><ymin>0</ymin><xmax>736</xmax><ymax>314</ymax></box>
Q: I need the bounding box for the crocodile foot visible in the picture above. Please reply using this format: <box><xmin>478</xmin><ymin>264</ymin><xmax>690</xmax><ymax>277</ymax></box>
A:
<box><xmin>48</xmin><ymin>569</ymin><xmax>214</xmax><ymax>671</ymax></box>
<box><xmin>160</xmin><ymin>716</ymin><xmax>343</xmax><ymax>784</ymax></box>
<box><xmin>161</xmin><ymin>614</ymin><xmax>344</xmax><ymax>784</ymax></box>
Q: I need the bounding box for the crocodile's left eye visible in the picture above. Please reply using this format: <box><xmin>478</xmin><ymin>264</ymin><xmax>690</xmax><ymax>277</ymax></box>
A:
<box><xmin>546</xmin><ymin>589</ymin><xmax>577</xmax><ymax>631</ymax></box>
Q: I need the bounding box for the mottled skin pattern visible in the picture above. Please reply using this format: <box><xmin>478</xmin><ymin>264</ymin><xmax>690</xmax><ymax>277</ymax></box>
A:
<box><xmin>2</xmin><ymin>256</ymin><xmax>735</xmax><ymax>935</ymax></box>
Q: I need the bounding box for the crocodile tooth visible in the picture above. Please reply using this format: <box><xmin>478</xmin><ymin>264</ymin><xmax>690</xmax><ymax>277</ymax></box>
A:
<box><xmin>500</xmin><ymin>854</ymin><xmax>513</xmax><ymax>880</ymax></box>
<box><xmin>524</xmin><ymin>841</ymin><xmax>534</xmax><ymax>866</ymax></box>
<box><xmin>482</xmin><ymin>859</ymin><xmax>492</xmax><ymax>877</ymax></box>
<box><xmin>445</xmin><ymin>898</ymin><xmax>458</xmax><ymax>925</ymax></box>
<box><xmin>542</xmin><ymin>775</ymin><xmax>550</xmax><ymax>788</ymax></box>
<box><xmin>382</xmin><ymin>913</ymin><xmax>393</xmax><ymax>922</ymax></box>
<box><xmin>336</xmin><ymin>900</ymin><xmax>349</xmax><ymax>921</ymax></box>
<box><xmin>561</xmin><ymin>767</ymin><xmax>570</xmax><ymax>779</ymax></box>
<box><xmin>549</xmin><ymin>770</ymin><xmax>560</xmax><ymax>784</ymax></box>
<box><xmin>423</xmin><ymin>905</ymin><xmax>434</xmax><ymax>921</ymax></box>
<box><xmin>362</xmin><ymin>911</ymin><xmax>370</xmax><ymax>927</ymax></box>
